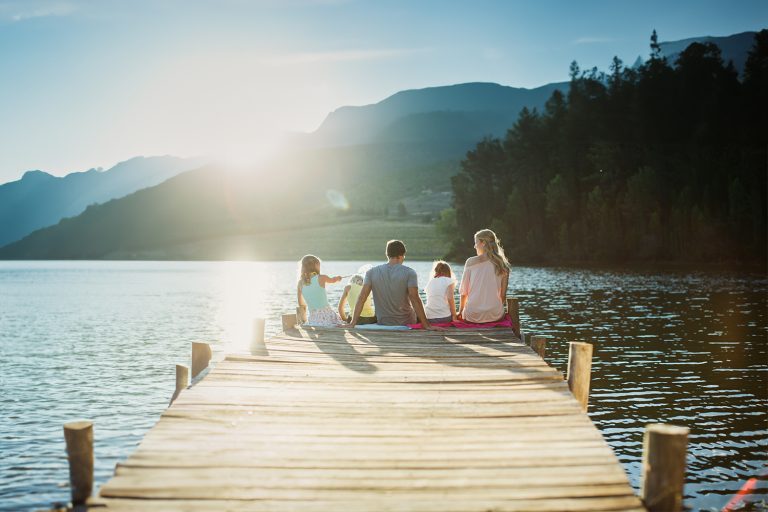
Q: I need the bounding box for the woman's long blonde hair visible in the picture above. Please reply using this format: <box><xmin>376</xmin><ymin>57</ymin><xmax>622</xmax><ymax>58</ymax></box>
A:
<box><xmin>298</xmin><ymin>254</ymin><xmax>321</xmax><ymax>285</ymax></box>
<box><xmin>475</xmin><ymin>229</ymin><xmax>510</xmax><ymax>276</ymax></box>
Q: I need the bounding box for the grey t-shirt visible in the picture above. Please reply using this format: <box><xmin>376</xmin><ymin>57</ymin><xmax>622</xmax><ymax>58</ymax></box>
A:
<box><xmin>364</xmin><ymin>263</ymin><xmax>418</xmax><ymax>325</ymax></box>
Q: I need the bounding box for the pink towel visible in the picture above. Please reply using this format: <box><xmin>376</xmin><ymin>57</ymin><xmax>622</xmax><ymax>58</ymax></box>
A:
<box><xmin>408</xmin><ymin>315</ymin><xmax>514</xmax><ymax>330</ymax></box>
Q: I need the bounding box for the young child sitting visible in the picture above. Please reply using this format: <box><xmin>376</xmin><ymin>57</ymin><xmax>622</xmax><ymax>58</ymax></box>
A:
<box><xmin>423</xmin><ymin>260</ymin><xmax>457</xmax><ymax>324</ymax></box>
<box><xmin>337</xmin><ymin>274</ymin><xmax>377</xmax><ymax>324</ymax></box>
<box><xmin>296</xmin><ymin>254</ymin><xmax>343</xmax><ymax>326</ymax></box>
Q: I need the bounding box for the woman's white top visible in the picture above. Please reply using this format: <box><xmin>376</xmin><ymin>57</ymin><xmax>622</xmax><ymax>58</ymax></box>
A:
<box><xmin>424</xmin><ymin>276</ymin><xmax>456</xmax><ymax>319</ymax></box>
<box><xmin>459</xmin><ymin>258</ymin><xmax>505</xmax><ymax>323</ymax></box>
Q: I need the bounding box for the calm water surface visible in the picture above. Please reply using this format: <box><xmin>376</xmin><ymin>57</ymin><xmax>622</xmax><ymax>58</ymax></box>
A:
<box><xmin>1</xmin><ymin>261</ymin><xmax>766</xmax><ymax>511</ymax></box>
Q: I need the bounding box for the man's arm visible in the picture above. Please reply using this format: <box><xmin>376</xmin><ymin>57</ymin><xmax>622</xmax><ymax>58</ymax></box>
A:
<box><xmin>349</xmin><ymin>283</ymin><xmax>372</xmax><ymax>327</ymax></box>
<box><xmin>408</xmin><ymin>286</ymin><xmax>434</xmax><ymax>330</ymax></box>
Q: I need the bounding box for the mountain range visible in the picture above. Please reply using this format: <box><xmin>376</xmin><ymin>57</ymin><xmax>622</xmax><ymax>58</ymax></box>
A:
<box><xmin>658</xmin><ymin>31</ymin><xmax>756</xmax><ymax>76</ymax></box>
<box><xmin>0</xmin><ymin>31</ymin><xmax>759</xmax><ymax>260</ymax></box>
<box><xmin>0</xmin><ymin>156</ymin><xmax>205</xmax><ymax>247</ymax></box>
<box><xmin>300</xmin><ymin>81</ymin><xmax>567</xmax><ymax>148</ymax></box>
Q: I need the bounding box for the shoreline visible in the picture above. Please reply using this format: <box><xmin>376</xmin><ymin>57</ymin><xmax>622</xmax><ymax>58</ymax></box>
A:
<box><xmin>0</xmin><ymin>257</ymin><xmax>764</xmax><ymax>276</ymax></box>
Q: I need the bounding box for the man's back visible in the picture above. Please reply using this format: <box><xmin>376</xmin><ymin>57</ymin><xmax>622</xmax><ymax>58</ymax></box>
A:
<box><xmin>364</xmin><ymin>263</ymin><xmax>418</xmax><ymax>325</ymax></box>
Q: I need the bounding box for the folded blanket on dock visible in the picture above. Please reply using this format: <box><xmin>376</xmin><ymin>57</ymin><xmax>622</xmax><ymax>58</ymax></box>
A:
<box><xmin>354</xmin><ymin>324</ymin><xmax>410</xmax><ymax>331</ymax></box>
<box><xmin>407</xmin><ymin>315</ymin><xmax>514</xmax><ymax>330</ymax></box>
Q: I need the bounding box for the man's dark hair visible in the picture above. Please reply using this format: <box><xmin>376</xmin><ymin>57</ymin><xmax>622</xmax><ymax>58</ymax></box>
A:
<box><xmin>386</xmin><ymin>239</ymin><xmax>406</xmax><ymax>258</ymax></box>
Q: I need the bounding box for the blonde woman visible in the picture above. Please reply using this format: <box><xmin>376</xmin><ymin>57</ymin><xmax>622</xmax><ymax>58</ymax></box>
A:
<box><xmin>458</xmin><ymin>229</ymin><xmax>510</xmax><ymax>323</ymax></box>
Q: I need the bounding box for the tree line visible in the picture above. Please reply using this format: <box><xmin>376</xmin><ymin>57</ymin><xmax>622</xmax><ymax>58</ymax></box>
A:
<box><xmin>440</xmin><ymin>30</ymin><xmax>767</xmax><ymax>266</ymax></box>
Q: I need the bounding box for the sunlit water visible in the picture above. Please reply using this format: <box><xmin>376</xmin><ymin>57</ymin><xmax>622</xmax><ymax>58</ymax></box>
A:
<box><xmin>1</xmin><ymin>261</ymin><xmax>766</xmax><ymax>511</ymax></box>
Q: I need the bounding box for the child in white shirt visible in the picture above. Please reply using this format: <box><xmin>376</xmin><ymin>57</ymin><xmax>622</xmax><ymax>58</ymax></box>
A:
<box><xmin>423</xmin><ymin>261</ymin><xmax>457</xmax><ymax>324</ymax></box>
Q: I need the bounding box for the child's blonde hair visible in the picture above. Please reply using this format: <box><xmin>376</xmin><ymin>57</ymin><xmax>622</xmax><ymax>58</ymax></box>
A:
<box><xmin>474</xmin><ymin>229</ymin><xmax>511</xmax><ymax>276</ymax></box>
<box><xmin>348</xmin><ymin>274</ymin><xmax>364</xmax><ymax>286</ymax></box>
<box><xmin>298</xmin><ymin>254</ymin><xmax>321</xmax><ymax>285</ymax></box>
<box><xmin>432</xmin><ymin>260</ymin><xmax>453</xmax><ymax>278</ymax></box>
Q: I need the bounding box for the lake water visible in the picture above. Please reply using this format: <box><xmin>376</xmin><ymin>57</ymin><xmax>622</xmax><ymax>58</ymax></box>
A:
<box><xmin>1</xmin><ymin>261</ymin><xmax>766</xmax><ymax>511</ymax></box>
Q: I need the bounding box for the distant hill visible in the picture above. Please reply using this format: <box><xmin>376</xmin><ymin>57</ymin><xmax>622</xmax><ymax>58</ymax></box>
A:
<box><xmin>0</xmin><ymin>164</ymin><xmax>320</xmax><ymax>259</ymax></box>
<box><xmin>300</xmin><ymin>82</ymin><xmax>568</xmax><ymax>149</ymax></box>
<box><xmin>650</xmin><ymin>31</ymin><xmax>757</xmax><ymax>75</ymax></box>
<box><xmin>0</xmin><ymin>155</ymin><xmax>206</xmax><ymax>247</ymax></box>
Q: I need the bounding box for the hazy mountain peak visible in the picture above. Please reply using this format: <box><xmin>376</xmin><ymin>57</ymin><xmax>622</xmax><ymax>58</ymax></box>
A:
<box><xmin>630</xmin><ymin>31</ymin><xmax>757</xmax><ymax>74</ymax></box>
<box><xmin>0</xmin><ymin>155</ymin><xmax>208</xmax><ymax>248</ymax></box>
<box><xmin>308</xmin><ymin>81</ymin><xmax>568</xmax><ymax>148</ymax></box>
<box><xmin>20</xmin><ymin>170</ymin><xmax>55</xmax><ymax>181</ymax></box>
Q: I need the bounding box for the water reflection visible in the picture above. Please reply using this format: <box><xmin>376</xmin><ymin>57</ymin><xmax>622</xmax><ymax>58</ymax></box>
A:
<box><xmin>0</xmin><ymin>261</ymin><xmax>765</xmax><ymax>511</ymax></box>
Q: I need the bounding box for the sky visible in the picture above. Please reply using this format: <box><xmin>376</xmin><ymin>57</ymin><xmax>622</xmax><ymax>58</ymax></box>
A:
<box><xmin>0</xmin><ymin>0</ymin><xmax>766</xmax><ymax>183</ymax></box>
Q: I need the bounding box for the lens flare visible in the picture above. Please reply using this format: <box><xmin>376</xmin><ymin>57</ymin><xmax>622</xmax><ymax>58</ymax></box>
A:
<box><xmin>325</xmin><ymin>189</ymin><xmax>349</xmax><ymax>210</ymax></box>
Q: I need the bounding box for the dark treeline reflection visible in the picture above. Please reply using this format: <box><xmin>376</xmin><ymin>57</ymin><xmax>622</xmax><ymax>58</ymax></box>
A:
<box><xmin>441</xmin><ymin>30</ymin><xmax>767</xmax><ymax>265</ymax></box>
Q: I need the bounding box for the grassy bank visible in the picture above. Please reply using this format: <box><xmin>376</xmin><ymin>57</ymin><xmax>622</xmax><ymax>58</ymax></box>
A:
<box><xmin>105</xmin><ymin>218</ymin><xmax>449</xmax><ymax>261</ymax></box>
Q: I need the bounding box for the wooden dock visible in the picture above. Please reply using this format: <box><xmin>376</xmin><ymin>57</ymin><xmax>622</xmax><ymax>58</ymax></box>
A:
<box><xmin>86</xmin><ymin>325</ymin><xmax>645</xmax><ymax>511</ymax></box>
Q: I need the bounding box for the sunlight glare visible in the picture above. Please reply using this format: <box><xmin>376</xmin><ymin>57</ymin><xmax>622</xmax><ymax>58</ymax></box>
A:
<box><xmin>215</xmin><ymin>261</ymin><xmax>276</xmax><ymax>353</ymax></box>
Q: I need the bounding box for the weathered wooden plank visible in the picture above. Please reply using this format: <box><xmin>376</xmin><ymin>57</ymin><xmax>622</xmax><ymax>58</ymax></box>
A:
<box><xmin>100</xmin><ymin>480</ymin><xmax>636</xmax><ymax>499</ymax></box>
<box><xmin>93</xmin><ymin>497</ymin><xmax>645</xmax><ymax>512</ymax></box>
<box><xmin>116</xmin><ymin>462</ymin><xmax>624</xmax><ymax>477</ymax></box>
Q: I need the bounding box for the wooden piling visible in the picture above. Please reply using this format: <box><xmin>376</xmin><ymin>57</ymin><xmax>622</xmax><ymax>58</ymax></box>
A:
<box><xmin>191</xmin><ymin>342</ymin><xmax>212</xmax><ymax>379</ymax></box>
<box><xmin>63</xmin><ymin>420</ymin><xmax>93</xmax><ymax>505</ymax></box>
<box><xmin>567</xmin><ymin>341</ymin><xmax>593</xmax><ymax>412</ymax></box>
<box><xmin>170</xmin><ymin>364</ymin><xmax>189</xmax><ymax>404</ymax></box>
<box><xmin>531</xmin><ymin>335</ymin><xmax>547</xmax><ymax>358</ymax></box>
<box><xmin>506</xmin><ymin>297</ymin><xmax>520</xmax><ymax>336</ymax></box>
<box><xmin>641</xmin><ymin>424</ymin><xmax>689</xmax><ymax>512</ymax></box>
<box><xmin>251</xmin><ymin>318</ymin><xmax>268</xmax><ymax>355</ymax></box>
<box><xmin>296</xmin><ymin>305</ymin><xmax>307</xmax><ymax>324</ymax></box>
<box><xmin>282</xmin><ymin>313</ymin><xmax>298</xmax><ymax>331</ymax></box>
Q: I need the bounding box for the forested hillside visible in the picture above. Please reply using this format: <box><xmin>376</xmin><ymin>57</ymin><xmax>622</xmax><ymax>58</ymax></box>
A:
<box><xmin>441</xmin><ymin>30</ymin><xmax>767</xmax><ymax>266</ymax></box>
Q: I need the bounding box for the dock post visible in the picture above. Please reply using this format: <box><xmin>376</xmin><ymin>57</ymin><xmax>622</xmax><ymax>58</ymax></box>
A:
<box><xmin>567</xmin><ymin>341</ymin><xmax>592</xmax><ymax>412</ymax></box>
<box><xmin>296</xmin><ymin>305</ymin><xmax>307</xmax><ymax>324</ymax></box>
<box><xmin>506</xmin><ymin>297</ymin><xmax>520</xmax><ymax>337</ymax></box>
<box><xmin>282</xmin><ymin>313</ymin><xmax>298</xmax><ymax>331</ymax></box>
<box><xmin>251</xmin><ymin>318</ymin><xmax>268</xmax><ymax>355</ymax></box>
<box><xmin>531</xmin><ymin>335</ymin><xmax>547</xmax><ymax>358</ymax></box>
<box><xmin>170</xmin><ymin>364</ymin><xmax>189</xmax><ymax>404</ymax></box>
<box><xmin>63</xmin><ymin>421</ymin><xmax>93</xmax><ymax>505</ymax></box>
<box><xmin>191</xmin><ymin>342</ymin><xmax>212</xmax><ymax>379</ymax></box>
<box><xmin>641</xmin><ymin>424</ymin><xmax>689</xmax><ymax>512</ymax></box>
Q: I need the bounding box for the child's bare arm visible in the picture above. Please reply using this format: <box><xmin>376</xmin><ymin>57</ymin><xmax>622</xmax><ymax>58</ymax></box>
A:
<box><xmin>319</xmin><ymin>274</ymin><xmax>343</xmax><ymax>285</ymax></box>
<box><xmin>446</xmin><ymin>283</ymin><xmax>458</xmax><ymax>320</ymax></box>
<box><xmin>338</xmin><ymin>285</ymin><xmax>350</xmax><ymax>321</ymax></box>
<box><xmin>297</xmin><ymin>281</ymin><xmax>306</xmax><ymax>307</ymax></box>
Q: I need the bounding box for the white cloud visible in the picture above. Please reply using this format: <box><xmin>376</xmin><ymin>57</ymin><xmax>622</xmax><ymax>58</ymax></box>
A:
<box><xmin>263</xmin><ymin>47</ymin><xmax>430</xmax><ymax>65</ymax></box>
<box><xmin>0</xmin><ymin>1</ymin><xmax>77</xmax><ymax>21</ymax></box>
<box><xmin>572</xmin><ymin>36</ymin><xmax>616</xmax><ymax>45</ymax></box>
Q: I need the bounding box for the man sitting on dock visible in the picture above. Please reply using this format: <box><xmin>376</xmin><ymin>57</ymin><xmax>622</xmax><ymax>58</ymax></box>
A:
<box><xmin>349</xmin><ymin>240</ymin><xmax>436</xmax><ymax>330</ymax></box>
